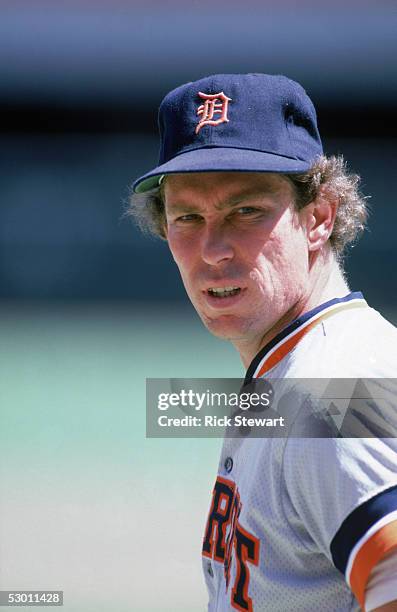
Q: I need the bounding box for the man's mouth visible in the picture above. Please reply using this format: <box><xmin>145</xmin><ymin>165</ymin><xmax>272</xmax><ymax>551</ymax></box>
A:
<box><xmin>207</xmin><ymin>286</ymin><xmax>241</xmax><ymax>298</ymax></box>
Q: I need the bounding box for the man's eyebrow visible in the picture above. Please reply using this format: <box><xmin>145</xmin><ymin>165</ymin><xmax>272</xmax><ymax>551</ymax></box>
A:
<box><xmin>165</xmin><ymin>202</ymin><xmax>200</xmax><ymax>213</ymax></box>
<box><xmin>165</xmin><ymin>189</ymin><xmax>278</xmax><ymax>212</ymax></box>
<box><xmin>221</xmin><ymin>190</ymin><xmax>277</xmax><ymax>208</ymax></box>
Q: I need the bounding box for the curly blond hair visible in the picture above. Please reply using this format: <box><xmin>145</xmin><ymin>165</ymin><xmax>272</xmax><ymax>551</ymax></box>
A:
<box><xmin>128</xmin><ymin>155</ymin><xmax>368</xmax><ymax>260</ymax></box>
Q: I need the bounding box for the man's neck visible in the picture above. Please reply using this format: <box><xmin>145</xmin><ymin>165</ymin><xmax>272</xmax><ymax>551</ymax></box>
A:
<box><xmin>234</xmin><ymin>255</ymin><xmax>350</xmax><ymax>369</ymax></box>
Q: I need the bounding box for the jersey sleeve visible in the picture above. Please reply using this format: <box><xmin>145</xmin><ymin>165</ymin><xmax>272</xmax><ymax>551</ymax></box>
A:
<box><xmin>365</xmin><ymin>548</ymin><xmax>397</xmax><ymax>611</ymax></box>
<box><xmin>282</xmin><ymin>436</ymin><xmax>397</xmax><ymax>609</ymax></box>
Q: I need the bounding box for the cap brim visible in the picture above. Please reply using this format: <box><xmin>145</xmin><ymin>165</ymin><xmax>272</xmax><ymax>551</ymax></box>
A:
<box><xmin>132</xmin><ymin>147</ymin><xmax>312</xmax><ymax>193</ymax></box>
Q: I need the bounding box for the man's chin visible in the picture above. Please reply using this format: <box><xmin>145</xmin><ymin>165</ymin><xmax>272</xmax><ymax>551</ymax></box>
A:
<box><xmin>200</xmin><ymin>313</ymin><xmax>252</xmax><ymax>341</ymax></box>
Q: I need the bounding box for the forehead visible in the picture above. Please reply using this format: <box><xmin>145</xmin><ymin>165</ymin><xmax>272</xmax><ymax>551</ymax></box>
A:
<box><xmin>163</xmin><ymin>171</ymin><xmax>294</xmax><ymax>205</ymax></box>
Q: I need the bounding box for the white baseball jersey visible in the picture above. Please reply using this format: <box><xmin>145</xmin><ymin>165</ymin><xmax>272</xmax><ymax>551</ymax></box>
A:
<box><xmin>202</xmin><ymin>292</ymin><xmax>397</xmax><ymax>611</ymax></box>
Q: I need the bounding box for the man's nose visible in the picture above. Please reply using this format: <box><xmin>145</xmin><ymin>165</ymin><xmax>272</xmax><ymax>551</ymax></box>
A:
<box><xmin>200</xmin><ymin>223</ymin><xmax>234</xmax><ymax>266</ymax></box>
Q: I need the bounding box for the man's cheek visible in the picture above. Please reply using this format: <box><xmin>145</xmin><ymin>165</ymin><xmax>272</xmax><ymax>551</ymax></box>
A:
<box><xmin>178</xmin><ymin>272</ymin><xmax>198</xmax><ymax>303</ymax></box>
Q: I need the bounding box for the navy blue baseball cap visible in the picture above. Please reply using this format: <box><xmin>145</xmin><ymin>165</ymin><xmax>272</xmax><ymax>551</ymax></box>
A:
<box><xmin>132</xmin><ymin>73</ymin><xmax>323</xmax><ymax>194</ymax></box>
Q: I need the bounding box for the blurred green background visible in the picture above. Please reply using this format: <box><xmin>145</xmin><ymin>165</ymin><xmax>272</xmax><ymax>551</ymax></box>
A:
<box><xmin>0</xmin><ymin>302</ymin><xmax>242</xmax><ymax>611</ymax></box>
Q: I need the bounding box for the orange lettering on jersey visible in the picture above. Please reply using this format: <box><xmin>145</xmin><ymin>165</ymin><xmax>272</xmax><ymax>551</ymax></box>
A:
<box><xmin>232</xmin><ymin>523</ymin><xmax>260</xmax><ymax>612</ymax></box>
<box><xmin>202</xmin><ymin>476</ymin><xmax>236</xmax><ymax>562</ymax></box>
<box><xmin>195</xmin><ymin>91</ymin><xmax>232</xmax><ymax>134</ymax></box>
<box><xmin>224</xmin><ymin>488</ymin><xmax>241</xmax><ymax>587</ymax></box>
<box><xmin>203</xmin><ymin>476</ymin><xmax>260</xmax><ymax>611</ymax></box>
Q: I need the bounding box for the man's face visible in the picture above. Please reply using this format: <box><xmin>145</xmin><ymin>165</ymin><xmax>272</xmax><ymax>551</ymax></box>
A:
<box><xmin>164</xmin><ymin>172</ymin><xmax>312</xmax><ymax>344</ymax></box>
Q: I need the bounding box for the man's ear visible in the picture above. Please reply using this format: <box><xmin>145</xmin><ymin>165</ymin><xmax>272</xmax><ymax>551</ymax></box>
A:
<box><xmin>304</xmin><ymin>189</ymin><xmax>338</xmax><ymax>252</ymax></box>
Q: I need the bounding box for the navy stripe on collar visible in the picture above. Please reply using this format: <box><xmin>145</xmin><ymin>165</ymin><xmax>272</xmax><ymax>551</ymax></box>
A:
<box><xmin>244</xmin><ymin>292</ymin><xmax>364</xmax><ymax>384</ymax></box>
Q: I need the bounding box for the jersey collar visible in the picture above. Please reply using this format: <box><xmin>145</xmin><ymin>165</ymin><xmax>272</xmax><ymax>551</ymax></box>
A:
<box><xmin>244</xmin><ymin>292</ymin><xmax>367</xmax><ymax>383</ymax></box>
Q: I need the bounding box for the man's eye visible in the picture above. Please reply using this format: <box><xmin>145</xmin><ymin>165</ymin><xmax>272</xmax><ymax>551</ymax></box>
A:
<box><xmin>176</xmin><ymin>214</ymin><xmax>201</xmax><ymax>222</ymax></box>
<box><xmin>236</xmin><ymin>207</ymin><xmax>260</xmax><ymax>215</ymax></box>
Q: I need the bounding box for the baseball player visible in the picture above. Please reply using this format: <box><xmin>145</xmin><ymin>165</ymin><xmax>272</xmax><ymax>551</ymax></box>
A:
<box><xmin>130</xmin><ymin>74</ymin><xmax>397</xmax><ymax>611</ymax></box>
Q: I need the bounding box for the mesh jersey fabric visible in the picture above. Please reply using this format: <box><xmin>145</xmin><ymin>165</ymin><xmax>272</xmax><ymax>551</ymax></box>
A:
<box><xmin>202</xmin><ymin>295</ymin><xmax>397</xmax><ymax>611</ymax></box>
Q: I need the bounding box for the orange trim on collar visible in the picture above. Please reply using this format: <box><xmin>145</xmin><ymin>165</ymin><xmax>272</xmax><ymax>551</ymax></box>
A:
<box><xmin>256</xmin><ymin>320</ymin><xmax>318</xmax><ymax>378</ymax></box>
<box><xmin>255</xmin><ymin>300</ymin><xmax>367</xmax><ymax>378</ymax></box>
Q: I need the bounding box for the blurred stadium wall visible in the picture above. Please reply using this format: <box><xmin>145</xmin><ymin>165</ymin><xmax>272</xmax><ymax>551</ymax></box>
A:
<box><xmin>1</xmin><ymin>0</ymin><xmax>396</xmax><ymax>309</ymax></box>
<box><xmin>0</xmin><ymin>2</ymin><xmax>396</xmax><ymax>611</ymax></box>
